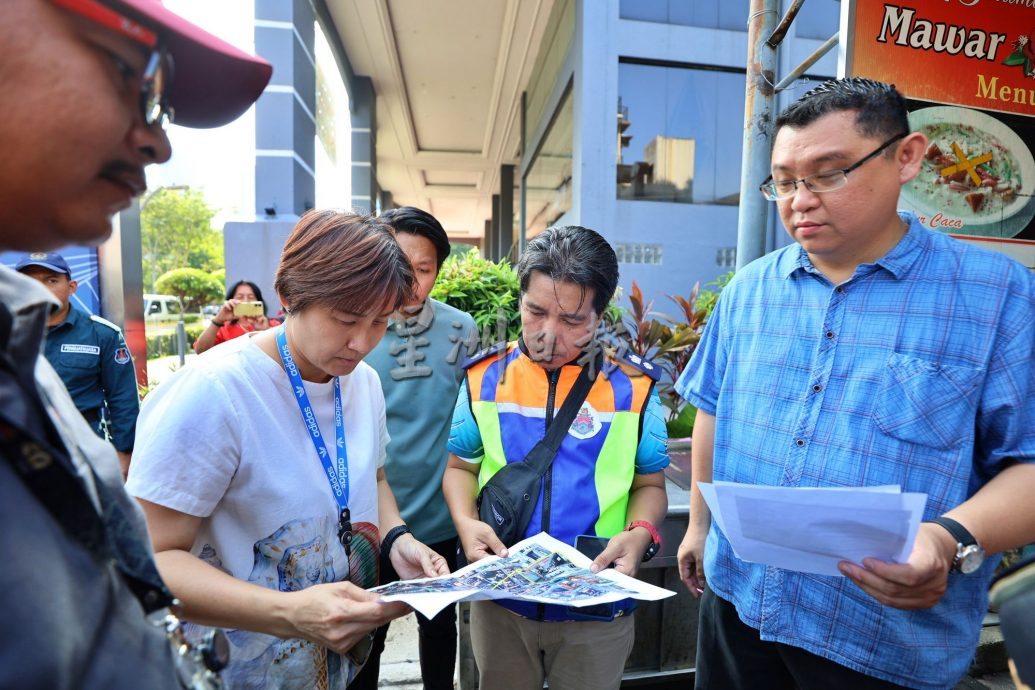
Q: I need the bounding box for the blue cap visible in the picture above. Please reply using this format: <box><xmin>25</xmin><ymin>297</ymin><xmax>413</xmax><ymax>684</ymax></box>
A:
<box><xmin>15</xmin><ymin>252</ymin><xmax>72</xmax><ymax>277</ymax></box>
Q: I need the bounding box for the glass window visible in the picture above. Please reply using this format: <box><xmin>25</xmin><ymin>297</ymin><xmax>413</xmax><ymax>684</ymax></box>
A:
<box><xmin>620</xmin><ymin>0</ymin><xmax>749</xmax><ymax>31</ymax></box>
<box><xmin>795</xmin><ymin>0</ymin><xmax>840</xmax><ymax>40</ymax></box>
<box><xmin>617</xmin><ymin>62</ymin><xmax>745</xmax><ymax>206</ymax></box>
<box><xmin>524</xmin><ymin>84</ymin><xmax>573</xmax><ymax>240</ymax></box>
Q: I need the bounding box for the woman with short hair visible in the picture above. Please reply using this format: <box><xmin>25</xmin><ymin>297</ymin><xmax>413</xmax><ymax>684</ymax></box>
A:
<box><xmin>128</xmin><ymin>210</ymin><xmax>448</xmax><ymax>689</ymax></box>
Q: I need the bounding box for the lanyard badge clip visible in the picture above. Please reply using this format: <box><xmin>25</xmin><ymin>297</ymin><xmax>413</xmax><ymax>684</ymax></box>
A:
<box><xmin>338</xmin><ymin>507</ymin><xmax>353</xmax><ymax>556</ymax></box>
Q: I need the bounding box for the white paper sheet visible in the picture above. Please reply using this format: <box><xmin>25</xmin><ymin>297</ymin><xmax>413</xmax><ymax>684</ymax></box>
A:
<box><xmin>699</xmin><ymin>482</ymin><xmax>927</xmax><ymax>576</ymax></box>
<box><xmin>371</xmin><ymin>532</ymin><xmax>676</xmax><ymax>619</ymax></box>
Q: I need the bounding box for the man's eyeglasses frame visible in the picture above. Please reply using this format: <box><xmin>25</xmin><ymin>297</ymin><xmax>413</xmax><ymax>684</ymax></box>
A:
<box><xmin>49</xmin><ymin>0</ymin><xmax>175</xmax><ymax>129</ymax></box>
<box><xmin>759</xmin><ymin>132</ymin><xmax>908</xmax><ymax>201</ymax></box>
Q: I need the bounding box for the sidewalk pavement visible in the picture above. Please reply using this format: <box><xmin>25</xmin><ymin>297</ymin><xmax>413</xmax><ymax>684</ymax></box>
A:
<box><xmin>377</xmin><ymin>613</ymin><xmax>458</xmax><ymax>689</ymax></box>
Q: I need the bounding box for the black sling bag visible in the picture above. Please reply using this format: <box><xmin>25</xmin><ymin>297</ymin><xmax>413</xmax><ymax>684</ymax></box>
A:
<box><xmin>477</xmin><ymin>362</ymin><xmax>595</xmax><ymax>546</ymax></box>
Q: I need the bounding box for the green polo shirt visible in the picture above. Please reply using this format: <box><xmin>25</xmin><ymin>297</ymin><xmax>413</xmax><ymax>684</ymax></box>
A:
<box><xmin>366</xmin><ymin>298</ymin><xmax>477</xmax><ymax>544</ymax></box>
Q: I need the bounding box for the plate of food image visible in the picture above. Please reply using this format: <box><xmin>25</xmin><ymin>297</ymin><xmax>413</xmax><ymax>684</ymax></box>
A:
<box><xmin>902</xmin><ymin>106</ymin><xmax>1035</xmax><ymax>238</ymax></box>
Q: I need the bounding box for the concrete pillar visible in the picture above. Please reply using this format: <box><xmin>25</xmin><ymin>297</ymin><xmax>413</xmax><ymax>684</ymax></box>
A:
<box><xmin>254</xmin><ymin>0</ymin><xmax>316</xmax><ymax>217</ymax></box>
<box><xmin>350</xmin><ymin>76</ymin><xmax>377</xmax><ymax>213</ymax></box>
<box><xmin>490</xmin><ymin>193</ymin><xmax>501</xmax><ymax>261</ymax></box>
<box><xmin>483</xmin><ymin>220</ymin><xmax>494</xmax><ymax>259</ymax></box>
<box><xmin>499</xmin><ymin>164</ymin><xmax>514</xmax><ymax>261</ymax></box>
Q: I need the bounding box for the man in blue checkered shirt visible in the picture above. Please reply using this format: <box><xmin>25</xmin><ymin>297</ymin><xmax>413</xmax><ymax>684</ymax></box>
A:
<box><xmin>675</xmin><ymin>78</ymin><xmax>1035</xmax><ymax>690</ymax></box>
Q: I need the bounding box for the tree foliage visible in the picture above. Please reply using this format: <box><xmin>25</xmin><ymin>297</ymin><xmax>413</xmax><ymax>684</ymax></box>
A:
<box><xmin>141</xmin><ymin>187</ymin><xmax>221</xmax><ymax>291</ymax></box>
<box><xmin>155</xmin><ymin>268</ymin><xmax>224</xmax><ymax>312</ymax></box>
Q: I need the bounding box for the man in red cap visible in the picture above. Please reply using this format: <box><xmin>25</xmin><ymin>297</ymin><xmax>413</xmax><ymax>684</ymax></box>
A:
<box><xmin>0</xmin><ymin>1</ymin><xmax>270</xmax><ymax>686</ymax></box>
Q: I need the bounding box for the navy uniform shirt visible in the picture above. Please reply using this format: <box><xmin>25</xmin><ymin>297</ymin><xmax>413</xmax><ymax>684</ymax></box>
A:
<box><xmin>45</xmin><ymin>306</ymin><xmax>139</xmax><ymax>452</ymax></box>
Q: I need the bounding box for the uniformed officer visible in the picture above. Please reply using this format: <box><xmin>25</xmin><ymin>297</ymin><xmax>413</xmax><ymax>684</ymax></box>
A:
<box><xmin>16</xmin><ymin>252</ymin><xmax>139</xmax><ymax>478</ymax></box>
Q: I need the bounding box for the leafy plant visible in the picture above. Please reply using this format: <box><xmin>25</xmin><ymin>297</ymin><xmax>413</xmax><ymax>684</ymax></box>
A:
<box><xmin>429</xmin><ymin>250</ymin><xmax>522</xmax><ymax>343</ymax></box>
<box><xmin>694</xmin><ymin>271</ymin><xmax>734</xmax><ymax>320</ymax></box>
<box><xmin>610</xmin><ymin>273</ymin><xmax>733</xmax><ymax>437</ymax></box>
<box><xmin>155</xmin><ymin>267</ymin><xmax>224</xmax><ymax>312</ymax></box>
<box><xmin>210</xmin><ymin>268</ymin><xmax>226</xmax><ymax>291</ymax></box>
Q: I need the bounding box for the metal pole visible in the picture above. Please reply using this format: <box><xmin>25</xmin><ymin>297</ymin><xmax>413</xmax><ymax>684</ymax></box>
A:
<box><xmin>518</xmin><ymin>91</ymin><xmax>527</xmax><ymax>258</ymax></box>
<box><xmin>766</xmin><ymin>0</ymin><xmax>805</xmax><ymax>48</ymax></box>
<box><xmin>736</xmin><ymin>0</ymin><xmax>780</xmax><ymax>270</ymax></box>
<box><xmin>176</xmin><ymin>320</ymin><xmax>187</xmax><ymax>367</ymax></box>
<box><xmin>774</xmin><ymin>32</ymin><xmax>839</xmax><ymax>92</ymax></box>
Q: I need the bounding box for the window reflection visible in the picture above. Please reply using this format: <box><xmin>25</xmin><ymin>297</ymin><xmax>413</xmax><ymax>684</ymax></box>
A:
<box><xmin>795</xmin><ymin>0</ymin><xmax>841</xmax><ymax>40</ymax></box>
<box><xmin>525</xmin><ymin>83</ymin><xmax>573</xmax><ymax>240</ymax></box>
<box><xmin>617</xmin><ymin>61</ymin><xmax>745</xmax><ymax>206</ymax></box>
<box><xmin>620</xmin><ymin>0</ymin><xmax>749</xmax><ymax>31</ymax></box>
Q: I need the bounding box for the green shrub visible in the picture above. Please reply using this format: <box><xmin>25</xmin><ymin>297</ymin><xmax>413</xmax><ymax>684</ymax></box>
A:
<box><xmin>210</xmin><ymin>268</ymin><xmax>226</xmax><ymax>292</ymax></box>
<box><xmin>155</xmin><ymin>267</ymin><xmax>224</xmax><ymax>312</ymax></box>
<box><xmin>430</xmin><ymin>251</ymin><xmax>521</xmax><ymax>343</ymax></box>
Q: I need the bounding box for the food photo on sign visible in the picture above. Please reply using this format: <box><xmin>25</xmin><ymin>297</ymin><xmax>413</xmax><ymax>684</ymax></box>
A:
<box><xmin>901</xmin><ymin>104</ymin><xmax>1035</xmax><ymax>244</ymax></box>
<box><xmin>844</xmin><ymin>0</ymin><xmax>1035</xmax><ymax>268</ymax></box>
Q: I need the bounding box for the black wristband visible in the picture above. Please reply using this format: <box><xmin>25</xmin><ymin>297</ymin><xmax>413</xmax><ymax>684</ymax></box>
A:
<box><xmin>210</xmin><ymin>319</ymin><xmax>224</xmax><ymax>328</ymax></box>
<box><xmin>380</xmin><ymin>525</ymin><xmax>411</xmax><ymax>562</ymax></box>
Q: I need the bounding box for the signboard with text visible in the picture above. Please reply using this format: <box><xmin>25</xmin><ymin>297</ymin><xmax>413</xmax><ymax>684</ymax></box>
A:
<box><xmin>844</xmin><ymin>1</ymin><xmax>1035</xmax><ymax>267</ymax></box>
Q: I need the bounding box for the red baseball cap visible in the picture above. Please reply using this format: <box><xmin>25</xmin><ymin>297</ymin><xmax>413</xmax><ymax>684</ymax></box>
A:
<box><xmin>111</xmin><ymin>0</ymin><xmax>273</xmax><ymax>129</ymax></box>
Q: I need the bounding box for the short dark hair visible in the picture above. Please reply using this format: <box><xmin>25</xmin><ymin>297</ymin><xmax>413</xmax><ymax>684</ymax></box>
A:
<box><xmin>226</xmin><ymin>280</ymin><xmax>266</xmax><ymax>317</ymax></box>
<box><xmin>226</xmin><ymin>280</ymin><xmax>263</xmax><ymax>303</ymax></box>
<box><xmin>776</xmin><ymin>77</ymin><xmax>910</xmax><ymax>148</ymax></box>
<box><xmin>516</xmin><ymin>225</ymin><xmax>618</xmax><ymax>316</ymax></box>
<box><xmin>275</xmin><ymin>210</ymin><xmax>415</xmax><ymax>316</ymax></box>
<box><xmin>379</xmin><ymin>206</ymin><xmax>451</xmax><ymax>270</ymax></box>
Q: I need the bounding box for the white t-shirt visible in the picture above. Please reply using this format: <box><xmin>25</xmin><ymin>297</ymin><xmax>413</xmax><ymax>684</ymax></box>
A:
<box><xmin>127</xmin><ymin>334</ymin><xmax>387</xmax><ymax>690</ymax></box>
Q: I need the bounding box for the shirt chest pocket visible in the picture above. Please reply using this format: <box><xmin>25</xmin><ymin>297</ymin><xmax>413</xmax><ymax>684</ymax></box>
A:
<box><xmin>59</xmin><ymin>349</ymin><xmax>101</xmax><ymax>370</ymax></box>
<box><xmin>873</xmin><ymin>353</ymin><xmax>983</xmax><ymax>450</ymax></box>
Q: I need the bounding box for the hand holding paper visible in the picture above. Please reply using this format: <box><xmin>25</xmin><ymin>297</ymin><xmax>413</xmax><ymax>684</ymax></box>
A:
<box><xmin>837</xmin><ymin>521</ymin><xmax>956</xmax><ymax>609</ymax></box>
<box><xmin>698</xmin><ymin>481</ymin><xmax>927</xmax><ymax>577</ymax></box>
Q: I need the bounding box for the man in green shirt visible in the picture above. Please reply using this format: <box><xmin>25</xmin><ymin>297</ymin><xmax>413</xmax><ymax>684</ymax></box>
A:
<box><xmin>355</xmin><ymin>206</ymin><xmax>477</xmax><ymax>689</ymax></box>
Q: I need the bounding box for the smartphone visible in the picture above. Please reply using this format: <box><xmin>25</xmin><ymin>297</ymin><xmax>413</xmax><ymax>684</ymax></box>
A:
<box><xmin>575</xmin><ymin>534</ymin><xmax>613</xmax><ymax>566</ymax></box>
<box><xmin>233</xmin><ymin>301</ymin><xmax>264</xmax><ymax>317</ymax></box>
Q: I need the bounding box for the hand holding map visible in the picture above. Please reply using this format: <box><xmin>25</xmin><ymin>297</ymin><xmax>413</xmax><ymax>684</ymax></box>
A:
<box><xmin>371</xmin><ymin>532</ymin><xmax>676</xmax><ymax>619</ymax></box>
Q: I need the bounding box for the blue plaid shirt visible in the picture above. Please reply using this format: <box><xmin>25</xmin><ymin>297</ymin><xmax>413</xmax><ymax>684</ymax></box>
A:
<box><xmin>676</xmin><ymin>212</ymin><xmax>1035</xmax><ymax>689</ymax></box>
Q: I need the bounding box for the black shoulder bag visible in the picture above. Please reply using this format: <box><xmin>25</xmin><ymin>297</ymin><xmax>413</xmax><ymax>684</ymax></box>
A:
<box><xmin>477</xmin><ymin>363</ymin><xmax>595</xmax><ymax>546</ymax></box>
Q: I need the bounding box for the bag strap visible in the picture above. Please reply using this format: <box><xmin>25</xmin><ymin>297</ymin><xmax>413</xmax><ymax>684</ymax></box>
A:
<box><xmin>523</xmin><ymin>358</ymin><xmax>597</xmax><ymax>475</ymax></box>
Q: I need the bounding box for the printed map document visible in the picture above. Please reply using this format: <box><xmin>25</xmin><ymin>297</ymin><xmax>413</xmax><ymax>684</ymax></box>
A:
<box><xmin>371</xmin><ymin>532</ymin><xmax>676</xmax><ymax>618</ymax></box>
<box><xmin>698</xmin><ymin>481</ymin><xmax>928</xmax><ymax>577</ymax></box>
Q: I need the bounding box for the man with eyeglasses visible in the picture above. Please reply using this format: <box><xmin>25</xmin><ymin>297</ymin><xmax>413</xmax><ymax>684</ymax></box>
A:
<box><xmin>675</xmin><ymin>77</ymin><xmax>1035</xmax><ymax>689</ymax></box>
<box><xmin>0</xmin><ymin>1</ymin><xmax>270</xmax><ymax>687</ymax></box>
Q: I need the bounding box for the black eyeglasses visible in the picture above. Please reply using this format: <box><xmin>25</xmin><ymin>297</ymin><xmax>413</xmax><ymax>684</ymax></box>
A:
<box><xmin>759</xmin><ymin>132</ymin><xmax>907</xmax><ymax>201</ymax></box>
<box><xmin>49</xmin><ymin>0</ymin><xmax>175</xmax><ymax>129</ymax></box>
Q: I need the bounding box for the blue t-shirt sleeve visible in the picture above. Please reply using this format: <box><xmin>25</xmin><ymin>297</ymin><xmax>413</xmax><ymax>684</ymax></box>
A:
<box><xmin>635</xmin><ymin>388</ymin><xmax>669</xmax><ymax>474</ymax></box>
<box><xmin>675</xmin><ymin>291</ymin><xmax>729</xmax><ymax>416</ymax></box>
<box><xmin>446</xmin><ymin>379</ymin><xmax>484</xmax><ymax>462</ymax></box>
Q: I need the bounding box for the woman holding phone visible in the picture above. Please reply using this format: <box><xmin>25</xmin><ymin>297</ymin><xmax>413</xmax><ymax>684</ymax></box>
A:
<box><xmin>193</xmin><ymin>279</ymin><xmax>281</xmax><ymax>354</ymax></box>
<box><xmin>127</xmin><ymin>211</ymin><xmax>448</xmax><ymax>689</ymax></box>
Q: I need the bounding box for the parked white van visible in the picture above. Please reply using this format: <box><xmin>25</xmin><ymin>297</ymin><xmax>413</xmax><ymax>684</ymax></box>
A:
<box><xmin>144</xmin><ymin>294</ymin><xmax>184</xmax><ymax>322</ymax></box>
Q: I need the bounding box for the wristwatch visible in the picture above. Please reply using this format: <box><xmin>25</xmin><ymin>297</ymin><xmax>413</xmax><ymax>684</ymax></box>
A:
<box><xmin>926</xmin><ymin>516</ymin><xmax>985</xmax><ymax>574</ymax></box>
<box><xmin>627</xmin><ymin>520</ymin><xmax>661</xmax><ymax>562</ymax></box>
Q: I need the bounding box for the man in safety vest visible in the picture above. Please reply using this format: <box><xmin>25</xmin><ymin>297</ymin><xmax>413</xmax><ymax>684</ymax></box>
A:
<box><xmin>443</xmin><ymin>224</ymin><xmax>670</xmax><ymax>690</ymax></box>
